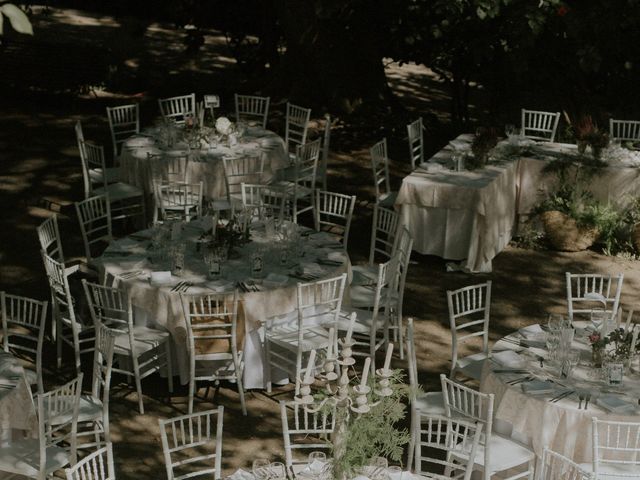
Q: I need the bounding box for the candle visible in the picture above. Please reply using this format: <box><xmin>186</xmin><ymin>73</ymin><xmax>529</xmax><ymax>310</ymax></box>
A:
<box><xmin>345</xmin><ymin>312</ymin><xmax>356</xmax><ymax>343</ymax></box>
<box><xmin>305</xmin><ymin>350</ymin><xmax>316</xmax><ymax>383</ymax></box>
<box><xmin>383</xmin><ymin>343</ymin><xmax>394</xmax><ymax>371</ymax></box>
<box><xmin>361</xmin><ymin>357</ymin><xmax>371</xmax><ymax>387</ymax></box>
<box><xmin>327</xmin><ymin>328</ymin><xmax>335</xmax><ymax>358</ymax></box>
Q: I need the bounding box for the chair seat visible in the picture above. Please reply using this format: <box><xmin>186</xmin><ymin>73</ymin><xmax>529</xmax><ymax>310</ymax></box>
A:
<box><xmin>474</xmin><ymin>433</ymin><xmax>535</xmax><ymax>473</ymax></box>
<box><xmin>90</xmin><ymin>167</ymin><xmax>121</xmax><ymax>185</ymax></box>
<box><xmin>271</xmin><ymin>181</ymin><xmax>313</xmax><ymax>199</ymax></box>
<box><xmin>335</xmin><ymin>308</ymin><xmax>386</xmax><ymax>334</ymax></box>
<box><xmin>0</xmin><ymin>439</ymin><xmax>70</xmax><ymax>477</ymax></box>
<box><xmin>95</xmin><ymin>182</ymin><xmax>143</xmax><ymax>202</ymax></box>
<box><xmin>456</xmin><ymin>353</ymin><xmax>489</xmax><ymax>380</ymax></box>
<box><xmin>349</xmin><ymin>285</ymin><xmax>398</xmax><ymax>309</ymax></box>
<box><xmin>413</xmin><ymin>391</ymin><xmax>446</xmax><ymax>416</ymax></box>
<box><xmin>377</xmin><ymin>191</ymin><xmax>398</xmax><ymax>209</ymax></box>
<box><xmin>113</xmin><ymin>326</ymin><xmax>169</xmax><ymax>357</ymax></box>
<box><xmin>267</xmin><ymin>325</ymin><xmax>331</xmax><ymax>352</ymax></box>
<box><xmin>579</xmin><ymin>462</ymin><xmax>640</xmax><ymax>480</ymax></box>
<box><xmin>46</xmin><ymin>394</ymin><xmax>102</xmax><ymax>425</ymax></box>
<box><xmin>350</xmin><ymin>265</ymin><xmax>378</xmax><ymax>286</ymax></box>
<box><xmin>194</xmin><ymin>355</ymin><xmax>240</xmax><ymax>379</ymax></box>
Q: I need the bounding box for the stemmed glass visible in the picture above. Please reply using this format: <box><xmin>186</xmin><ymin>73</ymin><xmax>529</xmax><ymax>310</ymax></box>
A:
<box><xmin>269</xmin><ymin>462</ymin><xmax>285</xmax><ymax>480</ymax></box>
<box><xmin>307</xmin><ymin>451</ymin><xmax>327</xmax><ymax>478</ymax></box>
<box><xmin>253</xmin><ymin>459</ymin><xmax>271</xmax><ymax>480</ymax></box>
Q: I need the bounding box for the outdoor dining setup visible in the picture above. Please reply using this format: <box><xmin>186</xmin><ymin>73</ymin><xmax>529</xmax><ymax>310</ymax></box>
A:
<box><xmin>1</xmin><ymin>89</ymin><xmax>639</xmax><ymax>480</ymax></box>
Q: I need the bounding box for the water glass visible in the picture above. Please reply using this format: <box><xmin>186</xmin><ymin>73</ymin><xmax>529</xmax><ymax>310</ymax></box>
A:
<box><xmin>547</xmin><ymin>314</ymin><xmax>564</xmax><ymax>332</ymax></box>
<box><xmin>252</xmin><ymin>459</ymin><xmax>271</xmax><ymax>480</ymax></box>
<box><xmin>251</xmin><ymin>248</ymin><xmax>265</xmax><ymax>278</ymax></box>
<box><xmin>269</xmin><ymin>462</ymin><xmax>285</xmax><ymax>480</ymax></box>
<box><xmin>204</xmin><ymin>250</ymin><xmax>222</xmax><ymax>279</ymax></box>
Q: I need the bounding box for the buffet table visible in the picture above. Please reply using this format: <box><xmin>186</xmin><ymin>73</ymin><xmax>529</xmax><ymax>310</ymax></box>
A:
<box><xmin>97</xmin><ymin>219</ymin><xmax>351</xmax><ymax>389</ymax></box>
<box><xmin>481</xmin><ymin>322</ymin><xmax>640</xmax><ymax>464</ymax></box>
<box><xmin>120</xmin><ymin>126</ymin><xmax>288</xmax><ymax>200</ymax></box>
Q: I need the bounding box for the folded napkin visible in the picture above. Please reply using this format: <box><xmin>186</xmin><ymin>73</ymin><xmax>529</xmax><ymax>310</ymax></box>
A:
<box><xmin>263</xmin><ymin>273</ymin><xmax>289</xmax><ymax>288</ymax></box>
<box><xmin>126</xmin><ymin>136</ymin><xmax>155</xmax><ymax>148</ymax></box>
<box><xmin>150</xmin><ymin>271</ymin><xmax>172</xmax><ymax>286</ymax></box>
<box><xmin>112</xmin><ymin>238</ymin><xmax>140</xmax><ymax>250</ymax></box>
<box><xmin>298</xmin><ymin>262</ymin><xmax>323</xmax><ymax>276</ymax></box>
<box><xmin>227</xmin><ymin>469</ymin><xmax>255</xmax><ymax>480</ymax></box>
<box><xmin>492</xmin><ymin>350</ymin><xmax>526</xmax><ymax>368</ymax></box>
<box><xmin>206</xmin><ymin>280</ymin><xmax>234</xmax><ymax>292</ymax></box>
<box><xmin>309</xmin><ymin>231</ymin><xmax>334</xmax><ymax>242</ymax></box>
<box><xmin>519</xmin><ymin>324</ymin><xmax>544</xmax><ymax>339</ymax></box>
<box><xmin>521</xmin><ymin>380</ymin><xmax>554</xmax><ymax>395</ymax></box>
<box><xmin>596</xmin><ymin>395</ymin><xmax>637</xmax><ymax>414</ymax></box>
<box><xmin>448</xmin><ymin>138</ymin><xmax>471</xmax><ymax>151</ymax></box>
<box><xmin>418</xmin><ymin>162</ymin><xmax>445</xmax><ymax>173</ymax></box>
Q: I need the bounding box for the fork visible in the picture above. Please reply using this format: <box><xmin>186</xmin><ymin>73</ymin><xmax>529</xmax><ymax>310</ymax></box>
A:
<box><xmin>584</xmin><ymin>393</ymin><xmax>591</xmax><ymax>409</ymax></box>
<box><xmin>578</xmin><ymin>392</ymin><xmax>584</xmax><ymax>409</ymax></box>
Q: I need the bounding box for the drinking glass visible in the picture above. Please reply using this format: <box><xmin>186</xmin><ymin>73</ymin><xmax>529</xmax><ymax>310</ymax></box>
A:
<box><xmin>253</xmin><ymin>459</ymin><xmax>271</xmax><ymax>480</ymax></box>
<box><xmin>269</xmin><ymin>462</ymin><xmax>285</xmax><ymax>480</ymax></box>
<box><xmin>308</xmin><ymin>451</ymin><xmax>326</xmax><ymax>474</ymax></box>
<box><xmin>547</xmin><ymin>314</ymin><xmax>563</xmax><ymax>332</ymax></box>
<box><xmin>368</xmin><ymin>457</ymin><xmax>388</xmax><ymax>480</ymax></box>
<box><xmin>251</xmin><ymin>247</ymin><xmax>265</xmax><ymax>278</ymax></box>
<box><xmin>545</xmin><ymin>331</ymin><xmax>561</xmax><ymax>363</ymax></box>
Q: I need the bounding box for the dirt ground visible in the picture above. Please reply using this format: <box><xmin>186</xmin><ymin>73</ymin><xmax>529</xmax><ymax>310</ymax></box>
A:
<box><xmin>1</xmin><ymin>7</ymin><xmax>639</xmax><ymax>479</ymax></box>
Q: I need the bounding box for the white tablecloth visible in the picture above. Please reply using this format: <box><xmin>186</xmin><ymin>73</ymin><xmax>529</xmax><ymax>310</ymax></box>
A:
<box><xmin>120</xmin><ymin>127</ymin><xmax>288</xmax><ymax>200</ymax></box>
<box><xmin>395</xmin><ymin>135</ymin><xmax>517</xmax><ymax>272</ymax></box>
<box><xmin>481</xmin><ymin>323</ymin><xmax>640</xmax><ymax>464</ymax></box>
<box><xmin>0</xmin><ymin>352</ymin><xmax>37</xmax><ymax>446</ymax></box>
<box><xmin>97</xmin><ymin>222</ymin><xmax>351</xmax><ymax>389</ymax></box>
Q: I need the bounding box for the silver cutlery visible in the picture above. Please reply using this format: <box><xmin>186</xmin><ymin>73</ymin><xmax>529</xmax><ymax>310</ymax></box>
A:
<box><xmin>171</xmin><ymin>281</ymin><xmax>187</xmax><ymax>292</ymax></box>
<box><xmin>585</xmin><ymin>393</ymin><xmax>591</xmax><ymax>409</ymax></box>
<box><xmin>550</xmin><ymin>390</ymin><xmax>574</xmax><ymax>403</ymax></box>
<box><xmin>578</xmin><ymin>393</ymin><xmax>584</xmax><ymax>409</ymax></box>
<box><xmin>507</xmin><ymin>376</ymin><xmax>534</xmax><ymax>386</ymax></box>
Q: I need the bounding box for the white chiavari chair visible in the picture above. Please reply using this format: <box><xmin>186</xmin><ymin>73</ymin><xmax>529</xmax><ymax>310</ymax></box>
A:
<box><xmin>235</xmin><ymin>94</ymin><xmax>270</xmax><ymax>128</ymax></box>
<box><xmin>540</xmin><ymin>447</ymin><xmax>592</xmax><ymax>480</ymax></box>
<box><xmin>241</xmin><ymin>183</ymin><xmax>288</xmax><ymax>223</ymax></box>
<box><xmin>441</xmin><ymin>374</ymin><xmax>536</xmax><ymax>480</ymax></box>
<box><xmin>521</xmin><ymin>109</ymin><xmax>560</xmax><ymax>142</ymax></box>
<box><xmin>42</xmin><ymin>251</ymin><xmax>94</xmax><ymax>375</ymax></box>
<box><xmin>447</xmin><ymin>281</ymin><xmax>491</xmax><ymax>381</ymax></box>
<box><xmin>566</xmin><ymin>272</ymin><xmax>623</xmax><ymax>323</ymax></box>
<box><xmin>214</xmin><ymin>153</ymin><xmax>266</xmax><ymax>214</ymax></box>
<box><xmin>75</xmin><ymin>194</ymin><xmax>113</xmax><ymax>264</ymax></box>
<box><xmin>314</xmin><ymin>190</ymin><xmax>356</xmax><ymax>250</ymax></box>
<box><xmin>106</xmin><ymin>103</ymin><xmax>140</xmax><ymax>160</ymax></box>
<box><xmin>82</xmin><ymin>280</ymin><xmax>173</xmax><ymax>415</ymax></box>
<box><xmin>159</xmin><ymin>407</ymin><xmax>224</xmax><ymax>480</ymax></box>
<box><xmin>0</xmin><ymin>374</ymin><xmax>83</xmax><ymax>479</ymax></box>
<box><xmin>370</xmin><ymin>138</ymin><xmax>397</xmax><ymax>208</ymax></box>
<box><xmin>280</xmin><ymin>399</ymin><xmax>335</xmax><ymax>472</ymax></box>
<box><xmin>579</xmin><ymin>418</ymin><xmax>640</xmax><ymax>479</ymax></box>
<box><xmin>148</xmin><ymin>152</ymin><xmax>190</xmax><ymax>185</ymax></box>
<box><xmin>80</xmin><ymin>141</ymin><xmax>146</xmax><ymax>225</ymax></box>
<box><xmin>413</xmin><ymin>412</ymin><xmax>483</xmax><ymax>480</ymax></box>
<box><xmin>285</xmin><ymin>102</ymin><xmax>311</xmax><ymax>160</ymax></box>
<box><xmin>609</xmin><ymin>119</ymin><xmax>640</xmax><ymax>143</ymax></box>
<box><xmin>76</xmin><ymin>120</ymin><xmax>121</xmax><ymax>186</ymax></box>
<box><xmin>264</xmin><ymin>273</ymin><xmax>347</xmax><ymax>393</ymax></box>
<box><xmin>0</xmin><ymin>292</ymin><xmax>47</xmax><ymax>392</ymax></box>
<box><xmin>351</xmin><ymin>204</ymin><xmax>399</xmax><ymax>286</ymax></box>
<box><xmin>181</xmin><ymin>291</ymin><xmax>246</xmax><ymax>416</ymax></box>
<box><xmin>158</xmin><ymin>93</ymin><xmax>196</xmax><ymax>126</ymax></box>
<box><xmin>407</xmin><ymin>117</ymin><xmax>424</xmax><ymax>171</ymax></box>
<box><xmin>405</xmin><ymin>317</ymin><xmax>446</xmax><ymax>471</ymax></box>
<box><xmin>153</xmin><ymin>180</ymin><xmax>204</xmax><ymax>223</ymax></box>
<box><xmin>317</xmin><ymin>113</ymin><xmax>332</xmax><ymax>191</ymax></box>
<box><xmin>65</xmin><ymin>443</ymin><xmax>116</xmax><ymax>480</ymax></box>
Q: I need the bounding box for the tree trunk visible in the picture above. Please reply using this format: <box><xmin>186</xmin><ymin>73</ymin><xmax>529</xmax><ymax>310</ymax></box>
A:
<box><xmin>269</xmin><ymin>0</ymin><xmax>393</xmax><ymax>113</ymax></box>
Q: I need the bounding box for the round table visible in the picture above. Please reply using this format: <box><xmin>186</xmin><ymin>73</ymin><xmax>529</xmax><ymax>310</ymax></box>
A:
<box><xmin>120</xmin><ymin>126</ymin><xmax>289</xmax><ymax>199</ymax></box>
<box><xmin>481</xmin><ymin>322</ymin><xmax>640</xmax><ymax>464</ymax></box>
<box><xmin>0</xmin><ymin>352</ymin><xmax>37</xmax><ymax>446</ymax></box>
<box><xmin>97</xmin><ymin>219</ymin><xmax>351</xmax><ymax>389</ymax></box>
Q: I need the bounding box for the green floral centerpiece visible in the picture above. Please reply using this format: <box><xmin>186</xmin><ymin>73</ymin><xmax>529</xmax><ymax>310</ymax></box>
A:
<box><xmin>468</xmin><ymin>127</ymin><xmax>499</xmax><ymax>170</ymax></box>
<box><xmin>588</xmin><ymin>327</ymin><xmax>639</xmax><ymax>367</ymax></box>
<box><xmin>572</xmin><ymin>115</ymin><xmax>610</xmax><ymax>160</ymax></box>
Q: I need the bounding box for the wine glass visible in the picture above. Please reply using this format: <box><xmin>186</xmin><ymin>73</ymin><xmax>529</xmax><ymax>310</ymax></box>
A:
<box><xmin>253</xmin><ymin>459</ymin><xmax>271</xmax><ymax>480</ymax></box>
<box><xmin>547</xmin><ymin>314</ymin><xmax>563</xmax><ymax>332</ymax></box>
<box><xmin>567</xmin><ymin>350</ymin><xmax>580</xmax><ymax>378</ymax></box>
<box><xmin>545</xmin><ymin>331</ymin><xmax>561</xmax><ymax>363</ymax></box>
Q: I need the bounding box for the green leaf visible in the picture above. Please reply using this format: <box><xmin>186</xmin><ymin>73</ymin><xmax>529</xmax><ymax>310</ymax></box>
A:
<box><xmin>0</xmin><ymin>4</ymin><xmax>33</xmax><ymax>35</ymax></box>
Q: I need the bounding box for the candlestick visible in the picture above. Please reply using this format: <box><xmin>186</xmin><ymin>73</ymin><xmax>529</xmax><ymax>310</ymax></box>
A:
<box><xmin>327</xmin><ymin>328</ymin><xmax>335</xmax><ymax>358</ymax></box>
<box><xmin>345</xmin><ymin>312</ymin><xmax>356</xmax><ymax>343</ymax></box>
<box><xmin>305</xmin><ymin>350</ymin><xmax>317</xmax><ymax>383</ymax></box>
<box><xmin>360</xmin><ymin>358</ymin><xmax>371</xmax><ymax>387</ymax></box>
<box><xmin>383</xmin><ymin>342</ymin><xmax>394</xmax><ymax>371</ymax></box>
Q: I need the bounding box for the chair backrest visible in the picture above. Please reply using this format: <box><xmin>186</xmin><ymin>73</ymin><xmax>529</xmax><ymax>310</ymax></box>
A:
<box><xmin>406</xmin><ymin>317</ymin><xmax>418</xmax><ymax>395</ymax></box>
<box><xmin>234</xmin><ymin>94</ymin><xmax>270</xmax><ymax>129</ymax></box>
<box><xmin>66</xmin><ymin>443</ymin><xmax>116</xmax><ymax>480</ymax></box>
<box><xmin>609</xmin><ymin>119</ymin><xmax>640</xmax><ymax>142</ymax></box>
<box><xmin>317</xmin><ymin>114</ymin><xmax>332</xmax><ymax>191</ymax></box>
<box><xmin>241</xmin><ymin>183</ymin><xmax>287</xmax><ymax>223</ymax></box>
<box><xmin>447</xmin><ymin>281</ymin><xmax>491</xmax><ymax>370</ymax></box>
<box><xmin>149</xmin><ymin>152</ymin><xmax>190</xmax><ymax>184</ymax></box>
<box><xmin>407</xmin><ymin>117</ymin><xmax>424</xmax><ymax>170</ymax></box>
<box><xmin>155</xmin><ymin>181</ymin><xmax>204</xmax><ymax>223</ymax></box>
<box><xmin>41</xmin><ymin>250</ymin><xmax>81</xmax><ymax>338</ymax></box>
<box><xmin>521</xmin><ymin>109</ymin><xmax>561</xmax><ymax>142</ymax></box>
<box><xmin>37</xmin><ymin>373</ymin><xmax>83</xmax><ymax>470</ymax></box>
<box><xmin>158</xmin><ymin>93</ymin><xmax>196</xmax><ymax>126</ymax></box>
<box><xmin>1</xmin><ymin>292</ymin><xmax>47</xmax><ymax>392</ymax></box>
<box><xmin>106</xmin><ymin>103</ymin><xmax>140</xmax><ymax>156</ymax></box>
<box><xmin>539</xmin><ymin>447</ymin><xmax>592</xmax><ymax>480</ymax></box>
<box><xmin>91</xmin><ymin>323</ymin><xmax>116</xmax><ymax>439</ymax></box>
<box><xmin>83</xmin><ymin>280</ymin><xmax>131</xmax><ymax>333</ymax></box>
<box><xmin>592</xmin><ymin>418</ymin><xmax>640</xmax><ymax>478</ymax></box>
<box><xmin>368</xmin><ymin>204</ymin><xmax>399</xmax><ymax>266</ymax></box>
<box><xmin>441</xmin><ymin>373</ymin><xmax>494</xmax><ymax>472</ymax></box>
<box><xmin>75</xmin><ymin>194</ymin><xmax>113</xmax><ymax>262</ymax></box>
<box><xmin>75</xmin><ymin>120</ymin><xmax>85</xmax><ymax>156</ymax></box>
<box><xmin>181</xmin><ymin>291</ymin><xmax>240</xmax><ymax>365</ymax></box>
<box><xmin>223</xmin><ymin>154</ymin><xmax>265</xmax><ymax>199</ymax></box>
<box><xmin>37</xmin><ymin>214</ymin><xmax>65</xmax><ymax>264</ymax></box>
<box><xmin>159</xmin><ymin>407</ymin><xmax>224</xmax><ymax>480</ymax></box>
<box><xmin>370</xmin><ymin>138</ymin><xmax>392</xmax><ymax>203</ymax></box>
<box><xmin>314</xmin><ymin>190</ymin><xmax>356</xmax><ymax>248</ymax></box>
<box><xmin>566</xmin><ymin>272</ymin><xmax>623</xmax><ymax>322</ymax></box>
<box><xmin>390</xmin><ymin>227</ymin><xmax>413</xmax><ymax>314</ymax></box>
<box><xmin>280</xmin><ymin>400</ymin><xmax>335</xmax><ymax>468</ymax></box>
<box><xmin>79</xmin><ymin>140</ymin><xmax>109</xmax><ymax>197</ymax></box>
<box><xmin>285</xmin><ymin>102</ymin><xmax>311</xmax><ymax>153</ymax></box>
<box><xmin>293</xmin><ymin>138</ymin><xmax>321</xmax><ymax>191</ymax></box>
<box><xmin>413</xmin><ymin>412</ymin><xmax>483</xmax><ymax>480</ymax></box>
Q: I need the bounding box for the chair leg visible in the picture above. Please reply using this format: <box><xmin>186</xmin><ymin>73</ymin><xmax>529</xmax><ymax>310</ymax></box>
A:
<box><xmin>264</xmin><ymin>337</ymin><xmax>273</xmax><ymax>393</ymax></box>
<box><xmin>397</xmin><ymin>316</ymin><xmax>404</xmax><ymax>360</ymax></box>
<box><xmin>165</xmin><ymin>342</ymin><xmax>174</xmax><ymax>393</ymax></box>
<box><xmin>236</xmin><ymin>365</ymin><xmax>247</xmax><ymax>416</ymax></box>
<box><xmin>188</xmin><ymin>378</ymin><xmax>195</xmax><ymax>415</ymax></box>
<box><xmin>132</xmin><ymin>359</ymin><xmax>145</xmax><ymax>414</ymax></box>
<box><xmin>56</xmin><ymin>323</ymin><xmax>63</xmax><ymax>370</ymax></box>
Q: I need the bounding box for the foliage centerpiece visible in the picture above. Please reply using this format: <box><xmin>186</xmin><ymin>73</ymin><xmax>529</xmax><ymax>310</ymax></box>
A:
<box><xmin>588</xmin><ymin>326</ymin><xmax>639</xmax><ymax>367</ymax></box>
<box><xmin>296</xmin><ymin>323</ymin><xmax>410</xmax><ymax>480</ymax></box>
<box><xmin>572</xmin><ymin>115</ymin><xmax>610</xmax><ymax>160</ymax></box>
<box><xmin>468</xmin><ymin>127</ymin><xmax>499</xmax><ymax>170</ymax></box>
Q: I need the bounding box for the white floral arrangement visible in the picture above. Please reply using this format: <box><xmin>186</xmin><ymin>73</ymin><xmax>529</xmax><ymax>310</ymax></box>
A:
<box><xmin>215</xmin><ymin>117</ymin><xmax>235</xmax><ymax>136</ymax></box>
<box><xmin>600</xmin><ymin>144</ymin><xmax>640</xmax><ymax>168</ymax></box>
